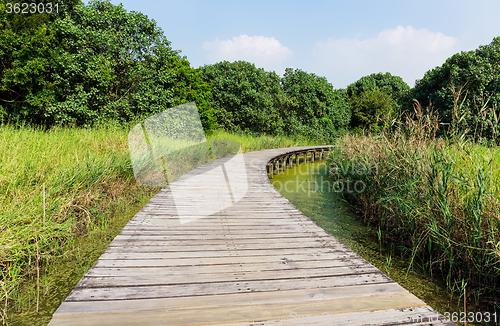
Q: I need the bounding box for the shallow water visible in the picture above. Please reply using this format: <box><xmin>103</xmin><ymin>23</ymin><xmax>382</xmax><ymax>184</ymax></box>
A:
<box><xmin>6</xmin><ymin>199</ymin><xmax>150</xmax><ymax>326</ymax></box>
<box><xmin>271</xmin><ymin>161</ymin><xmax>495</xmax><ymax>326</ymax></box>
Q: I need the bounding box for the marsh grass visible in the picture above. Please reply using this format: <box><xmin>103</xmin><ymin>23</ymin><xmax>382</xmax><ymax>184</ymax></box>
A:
<box><xmin>329</xmin><ymin>103</ymin><xmax>500</xmax><ymax>309</ymax></box>
<box><xmin>0</xmin><ymin>124</ymin><xmax>160</xmax><ymax>322</ymax></box>
<box><xmin>0</xmin><ymin>124</ymin><xmax>317</xmax><ymax>323</ymax></box>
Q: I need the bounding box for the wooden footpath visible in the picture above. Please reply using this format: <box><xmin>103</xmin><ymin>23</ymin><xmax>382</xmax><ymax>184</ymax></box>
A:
<box><xmin>49</xmin><ymin>146</ymin><xmax>455</xmax><ymax>326</ymax></box>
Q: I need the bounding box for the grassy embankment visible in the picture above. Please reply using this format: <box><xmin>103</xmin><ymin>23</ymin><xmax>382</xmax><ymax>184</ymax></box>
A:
<box><xmin>329</xmin><ymin>108</ymin><xmax>500</xmax><ymax>310</ymax></box>
<box><xmin>0</xmin><ymin>124</ymin><xmax>320</xmax><ymax>322</ymax></box>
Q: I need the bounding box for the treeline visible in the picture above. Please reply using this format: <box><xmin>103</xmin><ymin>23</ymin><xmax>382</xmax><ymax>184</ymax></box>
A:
<box><xmin>1</xmin><ymin>0</ymin><xmax>499</xmax><ymax>142</ymax></box>
<box><xmin>0</xmin><ymin>0</ymin><xmax>215</xmax><ymax>129</ymax></box>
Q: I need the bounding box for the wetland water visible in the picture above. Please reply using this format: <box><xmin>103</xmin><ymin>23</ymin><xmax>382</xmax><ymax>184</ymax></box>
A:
<box><xmin>271</xmin><ymin>160</ymin><xmax>491</xmax><ymax>326</ymax></box>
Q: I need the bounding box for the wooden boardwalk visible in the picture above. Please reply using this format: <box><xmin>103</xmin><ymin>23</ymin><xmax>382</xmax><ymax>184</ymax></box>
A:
<box><xmin>49</xmin><ymin>146</ymin><xmax>455</xmax><ymax>326</ymax></box>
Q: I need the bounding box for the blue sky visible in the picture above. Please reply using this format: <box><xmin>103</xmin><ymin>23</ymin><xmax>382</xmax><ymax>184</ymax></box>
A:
<box><xmin>89</xmin><ymin>0</ymin><xmax>500</xmax><ymax>88</ymax></box>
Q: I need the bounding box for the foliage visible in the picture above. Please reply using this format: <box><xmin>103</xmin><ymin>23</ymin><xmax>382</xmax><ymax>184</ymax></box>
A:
<box><xmin>201</xmin><ymin>60</ymin><xmax>287</xmax><ymax>134</ymax></box>
<box><xmin>0</xmin><ymin>0</ymin><xmax>215</xmax><ymax>129</ymax></box>
<box><xmin>409</xmin><ymin>37</ymin><xmax>500</xmax><ymax>141</ymax></box>
<box><xmin>201</xmin><ymin>62</ymin><xmax>350</xmax><ymax>140</ymax></box>
<box><xmin>347</xmin><ymin>72</ymin><xmax>410</xmax><ymax>104</ymax></box>
<box><xmin>0</xmin><ymin>123</ymin><xmax>160</xmax><ymax>322</ymax></box>
<box><xmin>281</xmin><ymin>68</ymin><xmax>351</xmax><ymax>140</ymax></box>
<box><xmin>346</xmin><ymin>72</ymin><xmax>408</xmax><ymax>130</ymax></box>
<box><xmin>348</xmin><ymin>88</ymin><xmax>397</xmax><ymax>129</ymax></box>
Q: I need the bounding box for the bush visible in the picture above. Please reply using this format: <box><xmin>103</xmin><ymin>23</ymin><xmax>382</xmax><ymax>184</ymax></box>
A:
<box><xmin>347</xmin><ymin>72</ymin><xmax>410</xmax><ymax>105</ymax></box>
<box><xmin>349</xmin><ymin>88</ymin><xmax>397</xmax><ymax>129</ymax></box>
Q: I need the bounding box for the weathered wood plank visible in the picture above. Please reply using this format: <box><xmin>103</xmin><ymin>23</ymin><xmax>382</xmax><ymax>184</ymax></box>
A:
<box><xmin>67</xmin><ymin>273</ymin><xmax>392</xmax><ymax>301</ymax></box>
<box><xmin>105</xmin><ymin>238</ymin><xmax>348</xmax><ymax>250</ymax></box>
<box><xmin>77</xmin><ymin>265</ymin><xmax>382</xmax><ymax>288</ymax></box>
<box><xmin>100</xmin><ymin>247</ymin><xmax>341</xmax><ymax>258</ymax></box>
<box><xmin>54</xmin><ymin>283</ymin><xmax>409</xmax><ymax>316</ymax></box>
<box><xmin>93</xmin><ymin>253</ymin><xmax>361</xmax><ymax>268</ymax></box>
<box><xmin>50</xmin><ymin>293</ymin><xmax>425</xmax><ymax>326</ymax></box>
<box><xmin>84</xmin><ymin>258</ymin><xmax>370</xmax><ymax>277</ymax></box>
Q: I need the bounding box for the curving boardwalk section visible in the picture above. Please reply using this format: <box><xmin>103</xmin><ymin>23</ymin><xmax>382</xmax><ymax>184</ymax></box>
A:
<box><xmin>49</xmin><ymin>146</ymin><xmax>455</xmax><ymax>326</ymax></box>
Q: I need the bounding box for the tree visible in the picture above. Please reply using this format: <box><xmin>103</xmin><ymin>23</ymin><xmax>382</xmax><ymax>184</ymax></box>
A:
<box><xmin>281</xmin><ymin>68</ymin><xmax>350</xmax><ymax>140</ymax></box>
<box><xmin>201</xmin><ymin>60</ymin><xmax>287</xmax><ymax>134</ymax></box>
<box><xmin>0</xmin><ymin>0</ymin><xmax>58</xmax><ymax>122</ymax></box>
<box><xmin>347</xmin><ymin>72</ymin><xmax>410</xmax><ymax>105</ymax></box>
<box><xmin>349</xmin><ymin>88</ymin><xmax>397</xmax><ymax>129</ymax></box>
<box><xmin>346</xmin><ymin>72</ymin><xmax>408</xmax><ymax>130</ymax></box>
<box><xmin>0</xmin><ymin>0</ymin><xmax>215</xmax><ymax>128</ymax></box>
<box><xmin>409</xmin><ymin>37</ymin><xmax>500</xmax><ymax>140</ymax></box>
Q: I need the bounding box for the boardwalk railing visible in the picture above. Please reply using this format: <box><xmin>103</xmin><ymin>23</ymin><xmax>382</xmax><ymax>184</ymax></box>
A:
<box><xmin>266</xmin><ymin>146</ymin><xmax>332</xmax><ymax>178</ymax></box>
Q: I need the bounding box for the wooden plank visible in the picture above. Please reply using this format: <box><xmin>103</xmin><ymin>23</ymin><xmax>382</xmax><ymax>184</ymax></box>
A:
<box><xmin>93</xmin><ymin>252</ymin><xmax>360</xmax><ymax>268</ymax></box>
<box><xmin>118</xmin><ymin>225</ymin><xmax>324</xmax><ymax>232</ymax></box>
<box><xmin>84</xmin><ymin>258</ymin><xmax>371</xmax><ymax>277</ymax></box>
<box><xmin>66</xmin><ymin>273</ymin><xmax>392</xmax><ymax>301</ymax></box>
<box><xmin>54</xmin><ymin>283</ymin><xmax>409</xmax><ymax>316</ymax></box>
<box><xmin>104</xmin><ymin>233</ymin><xmax>332</xmax><ymax>241</ymax></box>
<box><xmin>100</xmin><ymin>247</ymin><xmax>341</xmax><ymax>258</ymax></box>
<box><xmin>50</xmin><ymin>292</ymin><xmax>425</xmax><ymax>326</ymax></box>
<box><xmin>205</xmin><ymin>306</ymin><xmax>456</xmax><ymax>326</ymax></box>
<box><xmin>105</xmin><ymin>238</ymin><xmax>348</xmax><ymax>250</ymax></box>
<box><xmin>77</xmin><ymin>265</ymin><xmax>382</xmax><ymax>288</ymax></box>
<box><xmin>113</xmin><ymin>229</ymin><xmax>330</xmax><ymax>237</ymax></box>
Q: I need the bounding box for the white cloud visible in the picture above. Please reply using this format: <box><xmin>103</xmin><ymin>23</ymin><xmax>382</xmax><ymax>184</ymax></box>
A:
<box><xmin>312</xmin><ymin>26</ymin><xmax>459</xmax><ymax>88</ymax></box>
<box><xmin>203</xmin><ymin>35</ymin><xmax>292</xmax><ymax>74</ymax></box>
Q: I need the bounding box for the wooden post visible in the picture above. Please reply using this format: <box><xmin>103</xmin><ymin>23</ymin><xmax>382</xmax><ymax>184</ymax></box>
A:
<box><xmin>311</xmin><ymin>151</ymin><xmax>315</xmax><ymax>163</ymax></box>
<box><xmin>282</xmin><ymin>157</ymin><xmax>286</xmax><ymax>172</ymax></box>
<box><xmin>302</xmin><ymin>152</ymin><xmax>306</xmax><ymax>165</ymax></box>
<box><xmin>274</xmin><ymin>161</ymin><xmax>279</xmax><ymax>174</ymax></box>
<box><xmin>289</xmin><ymin>155</ymin><xmax>293</xmax><ymax>168</ymax></box>
<box><xmin>319</xmin><ymin>150</ymin><xmax>323</xmax><ymax>161</ymax></box>
<box><xmin>35</xmin><ymin>228</ymin><xmax>39</xmax><ymax>313</ymax></box>
<box><xmin>269</xmin><ymin>163</ymin><xmax>273</xmax><ymax>179</ymax></box>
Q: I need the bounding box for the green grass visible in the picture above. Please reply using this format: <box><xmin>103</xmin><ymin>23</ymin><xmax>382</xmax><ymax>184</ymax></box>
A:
<box><xmin>0</xmin><ymin>124</ymin><xmax>319</xmax><ymax>323</ymax></box>
<box><xmin>329</xmin><ymin>131</ymin><xmax>500</xmax><ymax>309</ymax></box>
<box><xmin>0</xmin><ymin>124</ymin><xmax>161</xmax><ymax>322</ymax></box>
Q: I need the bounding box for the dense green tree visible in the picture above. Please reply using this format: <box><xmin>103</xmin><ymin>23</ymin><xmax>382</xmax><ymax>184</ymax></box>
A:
<box><xmin>0</xmin><ymin>0</ymin><xmax>57</xmax><ymax>121</ymax></box>
<box><xmin>409</xmin><ymin>37</ymin><xmax>500</xmax><ymax>140</ymax></box>
<box><xmin>201</xmin><ymin>60</ymin><xmax>287</xmax><ymax>134</ymax></box>
<box><xmin>347</xmin><ymin>72</ymin><xmax>410</xmax><ymax>105</ymax></box>
<box><xmin>201</xmin><ymin>62</ymin><xmax>350</xmax><ymax>139</ymax></box>
<box><xmin>349</xmin><ymin>88</ymin><xmax>397</xmax><ymax>129</ymax></box>
<box><xmin>346</xmin><ymin>72</ymin><xmax>408</xmax><ymax>129</ymax></box>
<box><xmin>0</xmin><ymin>0</ymin><xmax>215</xmax><ymax>128</ymax></box>
<box><xmin>281</xmin><ymin>68</ymin><xmax>350</xmax><ymax>139</ymax></box>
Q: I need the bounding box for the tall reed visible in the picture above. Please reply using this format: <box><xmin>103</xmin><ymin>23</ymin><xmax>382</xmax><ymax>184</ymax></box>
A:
<box><xmin>329</xmin><ymin>102</ymin><xmax>500</xmax><ymax>308</ymax></box>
